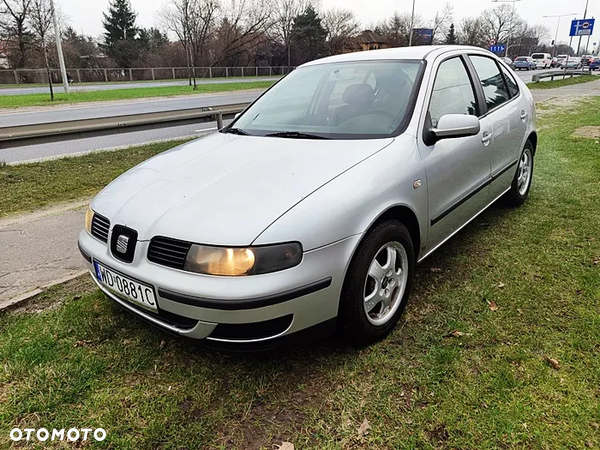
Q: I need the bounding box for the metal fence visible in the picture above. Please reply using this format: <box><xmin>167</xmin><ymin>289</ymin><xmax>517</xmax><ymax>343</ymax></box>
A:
<box><xmin>0</xmin><ymin>66</ymin><xmax>295</xmax><ymax>85</ymax></box>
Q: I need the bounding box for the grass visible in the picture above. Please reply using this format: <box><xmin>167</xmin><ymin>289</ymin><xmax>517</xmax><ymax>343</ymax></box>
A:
<box><xmin>0</xmin><ymin>139</ymin><xmax>191</xmax><ymax>217</ymax></box>
<box><xmin>1</xmin><ymin>98</ymin><xmax>600</xmax><ymax>449</ymax></box>
<box><xmin>0</xmin><ymin>81</ymin><xmax>274</xmax><ymax>109</ymax></box>
<box><xmin>526</xmin><ymin>73</ymin><xmax>598</xmax><ymax>89</ymax></box>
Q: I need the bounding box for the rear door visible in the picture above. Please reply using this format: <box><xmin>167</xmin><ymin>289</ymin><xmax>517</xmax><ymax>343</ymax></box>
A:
<box><xmin>467</xmin><ymin>55</ymin><xmax>528</xmax><ymax>199</ymax></box>
<box><xmin>417</xmin><ymin>55</ymin><xmax>493</xmax><ymax>252</ymax></box>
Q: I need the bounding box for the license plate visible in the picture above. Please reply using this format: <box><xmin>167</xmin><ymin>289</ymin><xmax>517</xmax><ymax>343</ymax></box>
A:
<box><xmin>93</xmin><ymin>260</ymin><xmax>158</xmax><ymax>312</ymax></box>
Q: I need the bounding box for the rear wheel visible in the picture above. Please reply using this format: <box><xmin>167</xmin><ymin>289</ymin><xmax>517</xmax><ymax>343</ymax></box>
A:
<box><xmin>504</xmin><ymin>141</ymin><xmax>534</xmax><ymax>207</ymax></box>
<box><xmin>338</xmin><ymin>220</ymin><xmax>415</xmax><ymax>346</ymax></box>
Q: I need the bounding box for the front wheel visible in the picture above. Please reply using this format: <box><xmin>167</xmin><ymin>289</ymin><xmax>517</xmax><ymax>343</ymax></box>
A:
<box><xmin>338</xmin><ymin>220</ymin><xmax>415</xmax><ymax>346</ymax></box>
<box><xmin>504</xmin><ymin>141</ymin><xmax>534</xmax><ymax>207</ymax></box>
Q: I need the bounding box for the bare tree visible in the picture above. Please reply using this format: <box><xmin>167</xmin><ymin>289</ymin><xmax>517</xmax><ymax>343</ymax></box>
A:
<box><xmin>28</xmin><ymin>0</ymin><xmax>53</xmax><ymax>98</ymax></box>
<box><xmin>322</xmin><ymin>7</ymin><xmax>359</xmax><ymax>55</ymax></box>
<box><xmin>212</xmin><ymin>0</ymin><xmax>272</xmax><ymax>66</ymax></box>
<box><xmin>160</xmin><ymin>0</ymin><xmax>217</xmax><ymax>89</ymax></box>
<box><xmin>375</xmin><ymin>11</ymin><xmax>422</xmax><ymax>47</ymax></box>
<box><xmin>481</xmin><ymin>4</ymin><xmax>518</xmax><ymax>46</ymax></box>
<box><xmin>458</xmin><ymin>17</ymin><xmax>487</xmax><ymax>47</ymax></box>
<box><xmin>0</xmin><ymin>0</ymin><xmax>33</xmax><ymax>68</ymax></box>
<box><xmin>430</xmin><ymin>3</ymin><xmax>453</xmax><ymax>44</ymax></box>
<box><xmin>273</xmin><ymin>0</ymin><xmax>309</xmax><ymax>66</ymax></box>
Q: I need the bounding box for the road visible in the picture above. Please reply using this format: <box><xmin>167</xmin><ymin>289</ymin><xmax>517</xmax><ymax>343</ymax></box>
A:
<box><xmin>0</xmin><ymin>90</ymin><xmax>261</xmax><ymax>127</ymax></box>
<box><xmin>0</xmin><ymin>77</ymin><xmax>280</xmax><ymax>96</ymax></box>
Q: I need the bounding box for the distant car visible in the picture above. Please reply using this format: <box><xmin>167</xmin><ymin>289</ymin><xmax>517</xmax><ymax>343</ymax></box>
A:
<box><xmin>514</xmin><ymin>56</ymin><xmax>536</xmax><ymax>70</ymax></box>
<box><xmin>531</xmin><ymin>53</ymin><xmax>552</xmax><ymax>69</ymax></box>
<box><xmin>556</xmin><ymin>54</ymin><xmax>569</xmax><ymax>66</ymax></box>
<box><xmin>501</xmin><ymin>57</ymin><xmax>515</xmax><ymax>69</ymax></box>
<box><xmin>561</xmin><ymin>57</ymin><xmax>582</xmax><ymax>69</ymax></box>
<box><xmin>581</xmin><ymin>55</ymin><xmax>594</xmax><ymax>66</ymax></box>
<box><xmin>589</xmin><ymin>57</ymin><xmax>600</xmax><ymax>71</ymax></box>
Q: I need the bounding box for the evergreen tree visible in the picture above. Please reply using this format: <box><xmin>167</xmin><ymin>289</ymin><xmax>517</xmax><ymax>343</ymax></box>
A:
<box><xmin>445</xmin><ymin>23</ymin><xmax>457</xmax><ymax>45</ymax></box>
<box><xmin>290</xmin><ymin>5</ymin><xmax>327</xmax><ymax>65</ymax></box>
<box><xmin>102</xmin><ymin>0</ymin><xmax>139</xmax><ymax>67</ymax></box>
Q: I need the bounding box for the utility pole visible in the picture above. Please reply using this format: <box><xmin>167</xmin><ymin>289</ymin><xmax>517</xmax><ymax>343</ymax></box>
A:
<box><xmin>576</xmin><ymin>0</ymin><xmax>590</xmax><ymax>55</ymax></box>
<box><xmin>408</xmin><ymin>0</ymin><xmax>416</xmax><ymax>47</ymax></box>
<box><xmin>543</xmin><ymin>13</ymin><xmax>577</xmax><ymax>57</ymax></box>
<box><xmin>50</xmin><ymin>0</ymin><xmax>69</xmax><ymax>94</ymax></box>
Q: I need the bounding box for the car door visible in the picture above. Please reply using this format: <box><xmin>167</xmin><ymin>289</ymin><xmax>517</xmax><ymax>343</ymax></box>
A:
<box><xmin>417</xmin><ymin>55</ymin><xmax>493</xmax><ymax>253</ymax></box>
<box><xmin>467</xmin><ymin>55</ymin><xmax>528</xmax><ymax>199</ymax></box>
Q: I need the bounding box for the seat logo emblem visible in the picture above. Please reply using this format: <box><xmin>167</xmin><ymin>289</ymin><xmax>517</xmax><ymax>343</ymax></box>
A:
<box><xmin>116</xmin><ymin>235</ymin><xmax>129</xmax><ymax>254</ymax></box>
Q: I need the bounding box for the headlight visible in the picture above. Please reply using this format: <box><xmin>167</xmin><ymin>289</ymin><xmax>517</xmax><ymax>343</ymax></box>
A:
<box><xmin>85</xmin><ymin>207</ymin><xmax>94</xmax><ymax>234</ymax></box>
<box><xmin>183</xmin><ymin>242</ymin><xmax>302</xmax><ymax>276</ymax></box>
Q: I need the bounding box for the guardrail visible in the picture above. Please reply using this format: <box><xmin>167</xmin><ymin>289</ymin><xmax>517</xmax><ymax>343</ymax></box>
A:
<box><xmin>0</xmin><ymin>102</ymin><xmax>250</xmax><ymax>147</ymax></box>
<box><xmin>531</xmin><ymin>69</ymin><xmax>594</xmax><ymax>82</ymax></box>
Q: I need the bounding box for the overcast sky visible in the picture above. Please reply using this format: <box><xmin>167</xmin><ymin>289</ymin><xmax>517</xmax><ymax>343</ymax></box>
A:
<box><xmin>58</xmin><ymin>0</ymin><xmax>599</xmax><ymax>47</ymax></box>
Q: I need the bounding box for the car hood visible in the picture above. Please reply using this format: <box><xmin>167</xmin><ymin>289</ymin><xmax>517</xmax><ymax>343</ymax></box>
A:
<box><xmin>92</xmin><ymin>132</ymin><xmax>393</xmax><ymax>245</ymax></box>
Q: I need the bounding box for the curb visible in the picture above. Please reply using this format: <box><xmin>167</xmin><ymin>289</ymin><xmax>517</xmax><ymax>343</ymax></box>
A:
<box><xmin>0</xmin><ymin>270</ymin><xmax>88</xmax><ymax>311</ymax></box>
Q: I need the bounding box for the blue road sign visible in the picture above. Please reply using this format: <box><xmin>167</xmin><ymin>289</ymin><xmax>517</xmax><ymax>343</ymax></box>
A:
<box><xmin>413</xmin><ymin>28</ymin><xmax>433</xmax><ymax>44</ymax></box>
<box><xmin>490</xmin><ymin>44</ymin><xmax>506</xmax><ymax>53</ymax></box>
<box><xmin>570</xmin><ymin>19</ymin><xmax>595</xmax><ymax>37</ymax></box>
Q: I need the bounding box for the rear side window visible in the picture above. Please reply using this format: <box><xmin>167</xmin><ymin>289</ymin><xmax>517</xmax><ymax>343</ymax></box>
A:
<box><xmin>428</xmin><ymin>57</ymin><xmax>478</xmax><ymax>128</ymax></box>
<box><xmin>500</xmin><ymin>65</ymin><xmax>519</xmax><ymax>98</ymax></box>
<box><xmin>468</xmin><ymin>55</ymin><xmax>510</xmax><ymax>112</ymax></box>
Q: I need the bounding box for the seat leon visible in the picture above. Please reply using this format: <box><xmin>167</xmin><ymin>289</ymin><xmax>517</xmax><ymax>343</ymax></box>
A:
<box><xmin>79</xmin><ymin>46</ymin><xmax>537</xmax><ymax>349</ymax></box>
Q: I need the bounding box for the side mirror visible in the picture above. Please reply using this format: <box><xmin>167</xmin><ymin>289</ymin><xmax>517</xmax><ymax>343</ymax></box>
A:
<box><xmin>234</xmin><ymin>113</ymin><xmax>241</xmax><ymax>119</ymax></box>
<box><xmin>426</xmin><ymin>114</ymin><xmax>480</xmax><ymax>145</ymax></box>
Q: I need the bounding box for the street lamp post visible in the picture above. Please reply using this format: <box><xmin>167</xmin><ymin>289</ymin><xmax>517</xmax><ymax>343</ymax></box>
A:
<box><xmin>492</xmin><ymin>0</ymin><xmax>521</xmax><ymax>57</ymax></box>
<box><xmin>543</xmin><ymin>13</ymin><xmax>578</xmax><ymax>57</ymax></box>
<box><xmin>408</xmin><ymin>0</ymin><xmax>416</xmax><ymax>47</ymax></box>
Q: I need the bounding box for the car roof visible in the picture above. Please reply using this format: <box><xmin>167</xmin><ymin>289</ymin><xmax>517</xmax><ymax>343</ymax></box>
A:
<box><xmin>300</xmin><ymin>45</ymin><xmax>491</xmax><ymax>68</ymax></box>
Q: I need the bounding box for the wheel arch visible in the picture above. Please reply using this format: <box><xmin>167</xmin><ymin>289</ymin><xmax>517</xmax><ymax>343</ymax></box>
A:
<box><xmin>527</xmin><ymin>131</ymin><xmax>538</xmax><ymax>155</ymax></box>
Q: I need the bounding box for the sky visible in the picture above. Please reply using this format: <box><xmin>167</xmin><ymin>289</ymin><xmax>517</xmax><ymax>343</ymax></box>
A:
<box><xmin>58</xmin><ymin>0</ymin><xmax>599</xmax><ymax>48</ymax></box>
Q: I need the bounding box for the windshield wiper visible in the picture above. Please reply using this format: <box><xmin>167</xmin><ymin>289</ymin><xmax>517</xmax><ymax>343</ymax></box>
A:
<box><xmin>221</xmin><ymin>127</ymin><xmax>251</xmax><ymax>136</ymax></box>
<box><xmin>265</xmin><ymin>131</ymin><xmax>329</xmax><ymax>140</ymax></box>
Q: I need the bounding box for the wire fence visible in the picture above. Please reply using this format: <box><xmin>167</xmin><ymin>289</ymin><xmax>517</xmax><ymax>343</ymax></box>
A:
<box><xmin>0</xmin><ymin>66</ymin><xmax>295</xmax><ymax>85</ymax></box>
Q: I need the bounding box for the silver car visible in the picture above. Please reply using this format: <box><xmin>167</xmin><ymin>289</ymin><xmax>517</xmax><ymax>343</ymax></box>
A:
<box><xmin>79</xmin><ymin>46</ymin><xmax>536</xmax><ymax>348</ymax></box>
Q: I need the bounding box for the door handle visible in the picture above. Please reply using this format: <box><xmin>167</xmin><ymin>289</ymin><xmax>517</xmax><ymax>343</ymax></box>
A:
<box><xmin>520</xmin><ymin>110</ymin><xmax>528</xmax><ymax>120</ymax></box>
<box><xmin>482</xmin><ymin>131</ymin><xmax>493</xmax><ymax>145</ymax></box>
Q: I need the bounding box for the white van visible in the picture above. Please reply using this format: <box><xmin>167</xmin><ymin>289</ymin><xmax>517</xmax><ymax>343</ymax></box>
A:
<box><xmin>530</xmin><ymin>53</ymin><xmax>552</xmax><ymax>69</ymax></box>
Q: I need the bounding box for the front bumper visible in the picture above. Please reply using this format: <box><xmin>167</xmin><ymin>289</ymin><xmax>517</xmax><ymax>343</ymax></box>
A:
<box><xmin>78</xmin><ymin>230</ymin><xmax>361</xmax><ymax>346</ymax></box>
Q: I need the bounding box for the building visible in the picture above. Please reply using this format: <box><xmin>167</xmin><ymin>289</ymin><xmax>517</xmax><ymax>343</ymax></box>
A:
<box><xmin>344</xmin><ymin>30</ymin><xmax>392</xmax><ymax>53</ymax></box>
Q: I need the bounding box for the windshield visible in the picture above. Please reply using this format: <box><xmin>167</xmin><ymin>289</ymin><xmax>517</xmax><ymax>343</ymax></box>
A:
<box><xmin>228</xmin><ymin>60</ymin><xmax>423</xmax><ymax>139</ymax></box>
<box><xmin>515</xmin><ymin>57</ymin><xmax>527</xmax><ymax>61</ymax></box>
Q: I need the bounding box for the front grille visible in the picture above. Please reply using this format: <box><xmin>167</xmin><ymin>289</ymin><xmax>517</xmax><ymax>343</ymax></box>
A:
<box><xmin>110</xmin><ymin>225</ymin><xmax>138</xmax><ymax>263</ymax></box>
<box><xmin>91</xmin><ymin>213</ymin><xmax>110</xmax><ymax>243</ymax></box>
<box><xmin>147</xmin><ymin>236</ymin><xmax>192</xmax><ymax>270</ymax></box>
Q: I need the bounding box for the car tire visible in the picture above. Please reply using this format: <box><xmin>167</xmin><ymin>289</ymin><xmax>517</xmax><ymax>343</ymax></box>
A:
<box><xmin>504</xmin><ymin>141</ymin><xmax>534</xmax><ymax>208</ymax></box>
<box><xmin>338</xmin><ymin>220</ymin><xmax>415</xmax><ymax>346</ymax></box>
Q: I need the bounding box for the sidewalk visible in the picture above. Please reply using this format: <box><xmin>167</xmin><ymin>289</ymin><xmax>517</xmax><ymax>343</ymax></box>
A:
<box><xmin>1</xmin><ymin>81</ymin><xmax>599</xmax><ymax>309</ymax></box>
<box><xmin>0</xmin><ymin>201</ymin><xmax>89</xmax><ymax>308</ymax></box>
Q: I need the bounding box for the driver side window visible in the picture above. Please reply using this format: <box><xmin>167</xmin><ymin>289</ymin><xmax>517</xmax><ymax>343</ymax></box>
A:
<box><xmin>428</xmin><ymin>57</ymin><xmax>478</xmax><ymax>128</ymax></box>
